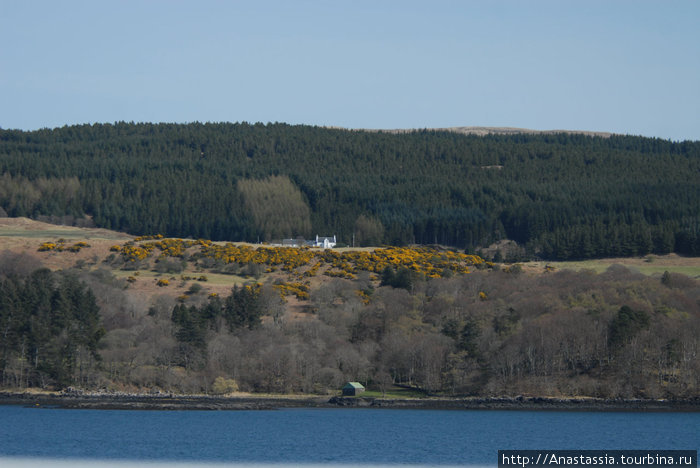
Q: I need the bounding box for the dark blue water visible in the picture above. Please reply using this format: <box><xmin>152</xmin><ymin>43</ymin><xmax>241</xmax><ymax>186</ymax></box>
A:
<box><xmin>0</xmin><ymin>406</ymin><xmax>697</xmax><ymax>466</ymax></box>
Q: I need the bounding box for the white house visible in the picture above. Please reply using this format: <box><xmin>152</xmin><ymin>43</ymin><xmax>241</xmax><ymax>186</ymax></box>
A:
<box><xmin>314</xmin><ymin>235</ymin><xmax>336</xmax><ymax>249</ymax></box>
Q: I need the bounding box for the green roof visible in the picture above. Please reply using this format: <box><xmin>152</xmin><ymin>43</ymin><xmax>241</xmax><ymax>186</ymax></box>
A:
<box><xmin>343</xmin><ymin>382</ymin><xmax>365</xmax><ymax>389</ymax></box>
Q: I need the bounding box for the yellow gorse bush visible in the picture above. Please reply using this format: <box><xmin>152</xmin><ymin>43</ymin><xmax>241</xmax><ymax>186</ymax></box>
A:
<box><xmin>38</xmin><ymin>240</ymin><xmax>91</xmax><ymax>253</ymax></box>
<box><xmin>55</xmin><ymin>236</ymin><xmax>485</xmax><ymax>278</ymax></box>
<box><xmin>273</xmin><ymin>281</ymin><xmax>310</xmax><ymax>300</ymax></box>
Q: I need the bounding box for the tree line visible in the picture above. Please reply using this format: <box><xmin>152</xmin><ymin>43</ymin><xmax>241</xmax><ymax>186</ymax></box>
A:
<box><xmin>0</xmin><ymin>268</ymin><xmax>105</xmax><ymax>388</ymax></box>
<box><xmin>1</xmin><ymin>122</ymin><xmax>698</xmax><ymax>259</ymax></box>
<box><xmin>0</xmin><ymin>252</ymin><xmax>697</xmax><ymax>398</ymax></box>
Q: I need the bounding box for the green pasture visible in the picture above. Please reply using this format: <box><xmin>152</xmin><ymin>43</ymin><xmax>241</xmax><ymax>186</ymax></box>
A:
<box><xmin>111</xmin><ymin>269</ymin><xmax>257</xmax><ymax>287</ymax></box>
<box><xmin>536</xmin><ymin>258</ymin><xmax>700</xmax><ymax>278</ymax></box>
<box><xmin>358</xmin><ymin>386</ymin><xmax>428</xmax><ymax>399</ymax></box>
<box><xmin>0</xmin><ymin>226</ymin><xmax>127</xmax><ymax>240</ymax></box>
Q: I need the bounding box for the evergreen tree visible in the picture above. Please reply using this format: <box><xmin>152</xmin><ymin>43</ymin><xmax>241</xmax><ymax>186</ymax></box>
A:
<box><xmin>0</xmin><ymin>123</ymin><xmax>697</xmax><ymax>260</ymax></box>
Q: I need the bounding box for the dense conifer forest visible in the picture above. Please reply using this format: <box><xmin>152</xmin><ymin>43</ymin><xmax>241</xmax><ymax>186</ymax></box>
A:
<box><xmin>0</xmin><ymin>122</ymin><xmax>698</xmax><ymax>259</ymax></box>
<box><xmin>0</xmin><ymin>268</ymin><xmax>104</xmax><ymax>388</ymax></box>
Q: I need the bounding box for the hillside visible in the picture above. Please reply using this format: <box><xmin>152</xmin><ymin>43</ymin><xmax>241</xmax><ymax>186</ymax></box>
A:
<box><xmin>3</xmin><ymin>217</ymin><xmax>697</xmax><ymax>306</ymax></box>
<box><xmin>1</xmin><ymin>217</ymin><xmax>487</xmax><ymax>308</ymax></box>
<box><xmin>363</xmin><ymin>126</ymin><xmax>615</xmax><ymax>138</ymax></box>
<box><xmin>1</xmin><ymin>122</ymin><xmax>698</xmax><ymax>260</ymax></box>
<box><xmin>1</xmin><ymin>219</ymin><xmax>698</xmax><ymax>398</ymax></box>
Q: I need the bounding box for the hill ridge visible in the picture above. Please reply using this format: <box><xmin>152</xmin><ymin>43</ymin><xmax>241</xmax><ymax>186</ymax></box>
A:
<box><xmin>349</xmin><ymin>126</ymin><xmax>615</xmax><ymax>138</ymax></box>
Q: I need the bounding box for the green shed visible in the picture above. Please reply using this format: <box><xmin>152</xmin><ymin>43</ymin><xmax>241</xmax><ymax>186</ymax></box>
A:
<box><xmin>342</xmin><ymin>382</ymin><xmax>365</xmax><ymax>396</ymax></box>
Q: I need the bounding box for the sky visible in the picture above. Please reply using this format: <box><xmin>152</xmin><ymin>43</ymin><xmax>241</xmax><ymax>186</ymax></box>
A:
<box><xmin>1</xmin><ymin>0</ymin><xmax>699</xmax><ymax>141</ymax></box>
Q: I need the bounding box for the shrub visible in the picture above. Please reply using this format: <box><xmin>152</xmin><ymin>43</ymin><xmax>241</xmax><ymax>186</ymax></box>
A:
<box><xmin>38</xmin><ymin>242</ymin><xmax>56</xmax><ymax>252</ymax></box>
<box><xmin>212</xmin><ymin>376</ymin><xmax>239</xmax><ymax>395</ymax></box>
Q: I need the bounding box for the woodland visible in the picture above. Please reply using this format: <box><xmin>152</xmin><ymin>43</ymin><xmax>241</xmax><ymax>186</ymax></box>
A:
<box><xmin>0</xmin><ymin>242</ymin><xmax>697</xmax><ymax>399</ymax></box>
<box><xmin>0</xmin><ymin>122</ymin><xmax>698</xmax><ymax>260</ymax></box>
<box><xmin>0</xmin><ymin>122</ymin><xmax>698</xmax><ymax>399</ymax></box>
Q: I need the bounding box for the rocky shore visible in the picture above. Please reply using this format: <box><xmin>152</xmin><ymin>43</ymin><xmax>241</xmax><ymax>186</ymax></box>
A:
<box><xmin>1</xmin><ymin>390</ymin><xmax>698</xmax><ymax>411</ymax></box>
<box><xmin>328</xmin><ymin>396</ymin><xmax>700</xmax><ymax>411</ymax></box>
<box><xmin>0</xmin><ymin>390</ymin><xmax>328</xmax><ymax>411</ymax></box>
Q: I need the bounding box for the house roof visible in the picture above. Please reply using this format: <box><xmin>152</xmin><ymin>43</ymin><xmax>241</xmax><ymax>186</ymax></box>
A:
<box><xmin>343</xmin><ymin>382</ymin><xmax>365</xmax><ymax>389</ymax></box>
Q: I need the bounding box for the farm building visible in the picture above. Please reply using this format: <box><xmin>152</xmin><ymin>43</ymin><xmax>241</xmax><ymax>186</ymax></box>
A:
<box><xmin>342</xmin><ymin>382</ymin><xmax>365</xmax><ymax>396</ymax></box>
<box><xmin>276</xmin><ymin>235</ymin><xmax>336</xmax><ymax>248</ymax></box>
<box><xmin>281</xmin><ymin>237</ymin><xmax>306</xmax><ymax>247</ymax></box>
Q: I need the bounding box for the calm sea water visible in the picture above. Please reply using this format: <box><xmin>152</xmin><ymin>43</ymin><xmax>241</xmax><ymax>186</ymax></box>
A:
<box><xmin>0</xmin><ymin>405</ymin><xmax>697</xmax><ymax>466</ymax></box>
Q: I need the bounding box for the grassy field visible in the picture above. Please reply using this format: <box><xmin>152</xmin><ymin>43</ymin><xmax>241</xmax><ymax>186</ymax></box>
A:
<box><xmin>527</xmin><ymin>255</ymin><xmax>700</xmax><ymax>278</ymax></box>
<box><xmin>0</xmin><ymin>217</ymin><xmax>130</xmax><ymax>240</ymax></box>
<box><xmin>0</xmin><ymin>228</ymin><xmax>122</xmax><ymax>239</ymax></box>
<box><xmin>359</xmin><ymin>386</ymin><xmax>428</xmax><ymax>399</ymax></box>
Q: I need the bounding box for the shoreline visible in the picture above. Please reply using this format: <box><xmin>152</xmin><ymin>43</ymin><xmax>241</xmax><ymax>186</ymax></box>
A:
<box><xmin>1</xmin><ymin>391</ymin><xmax>698</xmax><ymax>412</ymax></box>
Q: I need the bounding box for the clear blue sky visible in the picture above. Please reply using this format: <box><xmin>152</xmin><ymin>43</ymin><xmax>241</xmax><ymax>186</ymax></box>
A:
<box><xmin>2</xmin><ymin>0</ymin><xmax>699</xmax><ymax>141</ymax></box>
